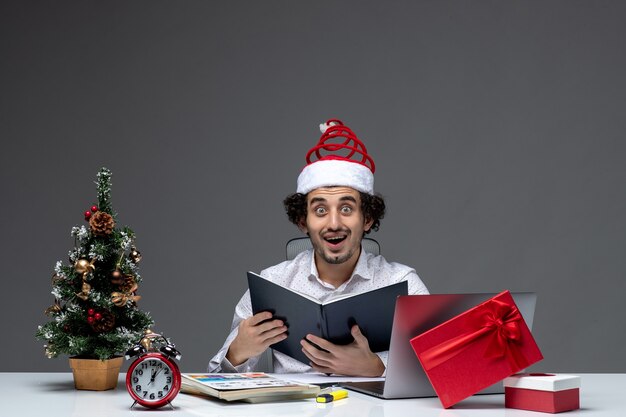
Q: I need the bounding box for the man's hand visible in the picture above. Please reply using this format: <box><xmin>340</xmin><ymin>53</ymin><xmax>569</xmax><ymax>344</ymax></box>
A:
<box><xmin>226</xmin><ymin>311</ymin><xmax>287</xmax><ymax>366</ymax></box>
<box><xmin>300</xmin><ymin>325</ymin><xmax>385</xmax><ymax>377</ymax></box>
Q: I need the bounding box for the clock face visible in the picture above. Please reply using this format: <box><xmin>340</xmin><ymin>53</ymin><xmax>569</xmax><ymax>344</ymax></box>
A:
<box><xmin>126</xmin><ymin>353</ymin><xmax>181</xmax><ymax>408</ymax></box>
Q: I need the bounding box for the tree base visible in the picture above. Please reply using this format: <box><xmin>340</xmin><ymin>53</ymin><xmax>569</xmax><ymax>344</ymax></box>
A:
<box><xmin>69</xmin><ymin>356</ymin><xmax>123</xmax><ymax>391</ymax></box>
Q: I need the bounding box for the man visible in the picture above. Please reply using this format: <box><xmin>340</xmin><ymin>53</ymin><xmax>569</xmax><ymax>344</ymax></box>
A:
<box><xmin>209</xmin><ymin>119</ymin><xmax>429</xmax><ymax>377</ymax></box>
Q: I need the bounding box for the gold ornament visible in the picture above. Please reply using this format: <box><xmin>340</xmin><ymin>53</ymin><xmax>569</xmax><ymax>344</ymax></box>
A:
<box><xmin>111</xmin><ymin>269</ymin><xmax>124</xmax><ymax>285</ymax></box>
<box><xmin>140</xmin><ymin>329</ymin><xmax>155</xmax><ymax>351</ymax></box>
<box><xmin>111</xmin><ymin>291</ymin><xmax>141</xmax><ymax>307</ymax></box>
<box><xmin>44</xmin><ymin>299</ymin><xmax>62</xmax><ymax>316</ymax></box>
<box><xmin>76</xmin><ymin>276</ymin><xmax>91</xmax><ymax>301</ymax></box>
<box><xmin>74</xmin><ymin>258</ymin><xmax>95</xmax><ymax>275</ymax></box>
<box><xmin>129</xmin><ymin>246</ymin><xmax>142</xmax><ymax>263</ymax></box>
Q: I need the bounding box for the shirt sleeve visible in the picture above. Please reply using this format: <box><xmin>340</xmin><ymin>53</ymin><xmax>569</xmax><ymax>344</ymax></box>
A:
<box><xmin>405</xmin><ymin>270</ymin><xmax>429</xmax><ymax>295</ymax></box>
<box><xmin>207</xmin><ymin>290</ymin><xmax>263</xmax><ymax>372</ymax></box>
<box><xmin>375</xmin><ymin>350</ymin><xmax>389</xmax><ymax>377</ymax></box>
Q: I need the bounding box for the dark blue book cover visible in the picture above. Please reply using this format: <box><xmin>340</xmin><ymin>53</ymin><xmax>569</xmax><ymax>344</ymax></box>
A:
<box><xmin>247</xmin><ymin>271</ymin><xmax>408</xmax><ymax>365</ymax></box>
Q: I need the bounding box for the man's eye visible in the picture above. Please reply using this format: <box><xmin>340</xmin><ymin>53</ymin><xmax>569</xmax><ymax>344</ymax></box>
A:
<box><xmin>315</xmin><ymin>207</ymin><xmax>326</xmax><ymax>215</ymax></box>
<box><xmin>340</xmin><ymin>206</ymin><xmax>353</xmax><ymax>214</ymax></box>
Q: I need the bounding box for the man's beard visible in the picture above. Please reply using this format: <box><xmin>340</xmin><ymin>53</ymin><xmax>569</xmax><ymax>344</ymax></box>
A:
<box><xmin>314</xmin><ymin>245</ymin><xmax>356</xmax><ymax>265</ymax></box>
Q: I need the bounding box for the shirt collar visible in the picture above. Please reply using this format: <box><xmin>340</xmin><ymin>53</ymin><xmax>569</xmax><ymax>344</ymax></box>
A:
<box><xmin>307</xmin><ymin>245</ymin><xmax>372</xmax><ymax>284</ymax></box>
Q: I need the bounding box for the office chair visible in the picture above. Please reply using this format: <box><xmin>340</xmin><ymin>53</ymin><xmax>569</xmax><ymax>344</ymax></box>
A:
<box><xmin>286</xmin><ymin>236</ymin><xmax>380</xmax><ymax>260</ymax></box>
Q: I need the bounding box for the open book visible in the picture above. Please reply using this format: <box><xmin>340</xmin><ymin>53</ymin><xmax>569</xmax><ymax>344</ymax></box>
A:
<box><xmin>180</xmin><ymin>373</ymin><xmax>319</xmax><ymax>402</ymax></box>
<box><xmin>247</xmin><ymin>271</ymin><xmax>408</xmax><ymax>364</ymax></box>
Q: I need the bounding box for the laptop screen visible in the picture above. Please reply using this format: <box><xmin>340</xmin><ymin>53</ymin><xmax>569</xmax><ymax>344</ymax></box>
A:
<box><xmin>345</xmin><ymin>292</ymin><xmax>537</xmax><ymax>399</ymax></box>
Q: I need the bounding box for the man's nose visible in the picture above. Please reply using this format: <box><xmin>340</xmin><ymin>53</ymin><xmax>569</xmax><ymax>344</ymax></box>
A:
<box><xmin>327</xmin><ymin>210</ymin><xmax>342</xmax><ymax>230</ymax></box>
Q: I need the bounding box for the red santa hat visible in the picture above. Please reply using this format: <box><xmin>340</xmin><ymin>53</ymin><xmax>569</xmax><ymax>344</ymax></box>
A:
<box><xmin>296</xmin><ymin>119</ymin><xmax>375</xmax><ymax>195</ymax></box>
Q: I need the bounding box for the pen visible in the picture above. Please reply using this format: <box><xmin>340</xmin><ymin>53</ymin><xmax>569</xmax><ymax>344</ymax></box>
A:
<box><xmin>316</xmin><ymin>389</ymin><xmax>349</xmax><ymax>403</ymax></box>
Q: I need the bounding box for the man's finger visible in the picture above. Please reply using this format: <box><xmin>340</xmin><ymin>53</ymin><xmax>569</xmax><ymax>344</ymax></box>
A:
<box><xmin>301</xmin><ymin>340</ymin><xmax>332</xmax><ymax>361</ymax></box>
<box><xmin>310</xmin><ymin>363</ymin><xmax>333</xmax><ymax>374</ymax></box>
<box><xmin>256</xmin><ymin>319</ymin><xmax>285</xmax><ymax>334</ymax></box>
<box><xmin>260</xmin><ymin>324</ymin><xmax>287</xmax><ymax>341</ymax></box>
<box><xmin>304</xmin><ymin>334</ymin><xmax>334</xmax><ymax>352</ymax></box>
<box><xmin>264</xmin><ymin>332</ymin><xmax>288</xmax><ymax>347</ymax></box>
<box><xmin>301</xmin><ymin>347</ymin><xmax>332</xmax><ymax>367</ymax></box>
<box><xmin>248</xmin><ymin>311</ymin><xmax>274</xmax><ymax>326</ymax></box>
<box><xmin>351</xmin><ymin>325</ymin><xmax>369</xmax><ymax>346</ymax></box>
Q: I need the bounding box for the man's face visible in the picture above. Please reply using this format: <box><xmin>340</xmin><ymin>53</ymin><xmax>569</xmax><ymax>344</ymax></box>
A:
<box><xmin>301</xmin><ymin>187</ymin><xmax>373</xmax><ymax>266</ymax></box>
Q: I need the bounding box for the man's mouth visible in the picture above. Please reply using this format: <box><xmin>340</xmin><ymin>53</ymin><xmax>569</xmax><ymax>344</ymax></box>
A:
<box><xmin>324</xmin><ymin>235</ymin><xmax>347</xmax><ymax>246</ymax></box>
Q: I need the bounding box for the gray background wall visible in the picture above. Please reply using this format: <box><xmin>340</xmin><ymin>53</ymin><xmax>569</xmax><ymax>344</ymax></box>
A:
<box><xmin>2</xmin><ymin>1</ymin><xmax>625</xmax><ymax>373</ymax></box>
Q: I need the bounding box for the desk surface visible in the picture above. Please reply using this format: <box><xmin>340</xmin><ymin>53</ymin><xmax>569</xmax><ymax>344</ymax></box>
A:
<box><xmin>5</xmin><ymin>373</ymin><xmax>624</xmax><ymax>417</ymax></box>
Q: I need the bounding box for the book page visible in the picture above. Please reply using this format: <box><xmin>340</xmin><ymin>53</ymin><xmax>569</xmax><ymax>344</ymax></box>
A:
<box><xmin>184</xmin><ymin>373</ymin><xmax>301</xmax><ymax>391</ymax></box>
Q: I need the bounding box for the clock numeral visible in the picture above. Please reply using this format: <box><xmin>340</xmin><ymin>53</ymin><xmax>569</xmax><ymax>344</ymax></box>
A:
<box><xmin>164</xmin><ymin>368</ymin><xmax>170</xmax><ymax>374</ymax></box>
<box><xmin>149</xmin><ymin>393</ymin><xmax>156</xmax><ymax>400</ymax></box>
<box><xmin>133</xmin><ymin>377</ymin><xmax>139</xmax><ymax>383</ymax></box>
<box><xmin>166</xmin><ymin>376</ymin><xmax>172</xmax><ymax>383</ymax></box>
<box><xmin>143</xmin><ymin>391</ymin><xmax>148</xmax><ymax>398</ymax></box>
<box><xmin>164</xmin><ymin>384</ymin><xmax>169</xmax><ymax>392</ymax></box>
<box><xmin>158</xmin><ymin>391</ymin><xmax>164</xmax><ymax>398</ymax></box>
<box><xmin>135</xmin><ymin>384</ymin><xmax>142</xmax><ymax>392</ymax></box>
<box><xmin>135</xmin><ymin>369</ymin><xmax>143</xmax><ymax>376</ymax></box>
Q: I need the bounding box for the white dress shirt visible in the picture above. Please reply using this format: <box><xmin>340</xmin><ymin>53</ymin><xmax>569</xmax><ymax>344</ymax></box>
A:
<box><xmin>208</xmin><ymin>247</ymin><xmax>429</xmax><ymax>374</ymax></box>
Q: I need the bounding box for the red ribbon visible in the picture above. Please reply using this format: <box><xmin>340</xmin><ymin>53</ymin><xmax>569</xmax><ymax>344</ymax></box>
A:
<box><xmin>419</xmin><ymin>298</ymin><xmax>527</xmax><ymax>371</ymax></box>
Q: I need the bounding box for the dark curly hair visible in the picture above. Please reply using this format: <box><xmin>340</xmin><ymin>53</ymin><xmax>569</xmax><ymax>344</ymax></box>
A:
<box><xmin>283</xmin><ymin>190</ymin><xmax>386</xmax><ymax>234</ymax></box>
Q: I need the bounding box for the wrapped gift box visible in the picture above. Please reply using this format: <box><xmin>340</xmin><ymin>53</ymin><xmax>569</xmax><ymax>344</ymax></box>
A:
<box><xmin>504</xmin><ymin>373</ymin><xmax>580</xmax><ymax>413</ymax></box>
<box><xmin>410</xmin><ymin>290</ymin><xmax>543</xmax><ymax>408</ymax></box>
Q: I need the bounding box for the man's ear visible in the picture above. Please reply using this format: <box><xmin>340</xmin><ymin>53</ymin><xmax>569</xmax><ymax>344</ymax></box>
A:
<box><xmin>297</xmin><ymin>219</ymin><xmax>308</xmax><ymax>234</ymax></box>
<box><xmin>364</xmin><ymin>217</ymin><xmax>374</xmax><ymax>233</ymax></box>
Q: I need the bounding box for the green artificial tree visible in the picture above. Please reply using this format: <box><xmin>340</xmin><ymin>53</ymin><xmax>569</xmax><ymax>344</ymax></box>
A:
<box><xmin>37</xmin><ymin>168</ymin><xmax>153</xmax><ymax>361</ymax></box>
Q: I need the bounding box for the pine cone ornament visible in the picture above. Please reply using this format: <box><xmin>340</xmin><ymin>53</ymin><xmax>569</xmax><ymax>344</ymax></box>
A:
<box><xmin>121</xmin><ymin>275</ymin><xmax>137</xmax><ymax>293</ymax></box>
<box><xmin>89</xmin><ymin>211</ymin><xmax>115</xmax><ymax>236</ymax></box>
<box><xmin>90</xmin><ymin>310</ymin><xmax>115</xmax><ymax>333</ymax></box>
<box><xmin>111</xmin><ymin>275</ymin><xmax>141</xmax><ymax>307</ymax></box>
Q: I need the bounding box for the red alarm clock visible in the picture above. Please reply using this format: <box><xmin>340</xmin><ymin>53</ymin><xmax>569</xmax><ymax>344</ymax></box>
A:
<box><xmin>125</xmin><ymin>331</ymin><xmax>182</xmax><ymax>409</ymax></box>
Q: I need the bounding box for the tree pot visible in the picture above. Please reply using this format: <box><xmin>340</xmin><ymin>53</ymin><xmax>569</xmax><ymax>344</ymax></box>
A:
<box><xmin>69</xmin><ymin>356</ymin><xmax>123</xmax><ymax>391</ymax></box>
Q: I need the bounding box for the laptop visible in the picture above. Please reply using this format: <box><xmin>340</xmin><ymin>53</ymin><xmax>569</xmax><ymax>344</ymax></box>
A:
<box><xmin>341</xmin><ymin>292</ymin><xmax>537</xmax><ymax>399</ymax></box>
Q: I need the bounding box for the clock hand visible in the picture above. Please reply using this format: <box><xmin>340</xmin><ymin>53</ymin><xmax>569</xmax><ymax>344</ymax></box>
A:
<box><xmin>148</xmin><ymin>368</ymin><xmax>157</xmax><ymax>385</ymax></box>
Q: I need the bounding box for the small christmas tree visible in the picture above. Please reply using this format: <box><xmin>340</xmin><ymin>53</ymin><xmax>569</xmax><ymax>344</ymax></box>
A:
<box><xmin>37</xmin><ymin>168</ymin><xmax>153</xmax><ymax>360</ymax></box>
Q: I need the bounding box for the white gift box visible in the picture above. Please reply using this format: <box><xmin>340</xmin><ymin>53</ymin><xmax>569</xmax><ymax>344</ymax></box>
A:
<box><xmin>503</xmin><ymin>373</ymin><xmax>581</xmax><ymax>414</ymax></box>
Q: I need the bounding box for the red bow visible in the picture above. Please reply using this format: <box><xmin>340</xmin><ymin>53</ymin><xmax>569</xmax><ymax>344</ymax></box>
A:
<box><xmin>419</xmin><ymin>298</ymin><xmax>527</xmax><ymax>371</ymax></box>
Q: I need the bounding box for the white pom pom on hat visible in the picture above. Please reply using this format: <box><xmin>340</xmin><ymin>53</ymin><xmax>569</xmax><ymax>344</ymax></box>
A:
<box><xmin>296</xmin><ymin>119</ymin><xmax>375</xmax><ymax>195</ymax></box>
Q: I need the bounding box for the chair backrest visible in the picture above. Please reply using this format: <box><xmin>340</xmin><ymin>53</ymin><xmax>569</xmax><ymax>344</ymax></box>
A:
<box><xmin>286</xmin><ymin>236</ymin><xmax>380</xmax><ymax>260</ymax></box>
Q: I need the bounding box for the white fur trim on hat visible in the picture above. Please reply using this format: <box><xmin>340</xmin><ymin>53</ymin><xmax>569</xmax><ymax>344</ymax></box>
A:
<box><xmin>296</xmin><ymin>159</ymin><xmax>374</xmax><ymax>195</ymax></box>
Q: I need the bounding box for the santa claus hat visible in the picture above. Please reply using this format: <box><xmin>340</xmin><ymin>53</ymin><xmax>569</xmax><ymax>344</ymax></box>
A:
<box><xmin>296</xmin><ymin>119</ymin><xmax>375</xmax><ymax>195</ymax></box>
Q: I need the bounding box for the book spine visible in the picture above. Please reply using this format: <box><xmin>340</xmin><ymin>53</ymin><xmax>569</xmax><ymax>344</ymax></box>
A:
<box><xmin>319</xmin><ymin>305</ymin><xmax>328</xmax><ymax>339</ymax></box>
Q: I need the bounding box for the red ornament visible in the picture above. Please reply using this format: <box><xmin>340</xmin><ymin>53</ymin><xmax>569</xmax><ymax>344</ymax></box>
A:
<box><xmin>87</xmin><ymin>316</ymin><xmax>95</xmax><ymax>324</ymax></box>
<box><xmin>87</xmin><ymin>308</ymin><xmax>95</xmax><ymax>316</ymax></box>
<box><xmin>91</xmin><ymin>205</ymin><xmax>98</xmax><ymax>212</ymax></box>
<box><xmin>84</xmin><ymin>211</ymin><xmax>92</xmax><ymax>220</ymax></box>
<box><xmin>94</xmin><ymin>312</ymin><xmax>102</xmax><ymax>321</ymax></box>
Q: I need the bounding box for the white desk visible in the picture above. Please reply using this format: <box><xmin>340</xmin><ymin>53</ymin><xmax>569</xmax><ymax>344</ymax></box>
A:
<box><xmin>5</xmin><ymin>373</ymin><xmax>624</xmax><ymax>417</ymax></box>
